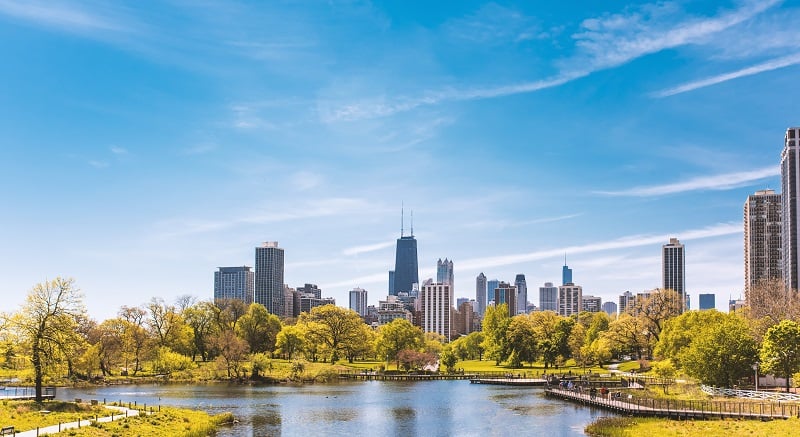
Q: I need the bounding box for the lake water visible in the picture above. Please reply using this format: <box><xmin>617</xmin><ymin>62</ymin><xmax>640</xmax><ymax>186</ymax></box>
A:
<box><xmin>56</xmin><ymin>381</ymin><xmax>610</xmax><ymax>436</ymax></box>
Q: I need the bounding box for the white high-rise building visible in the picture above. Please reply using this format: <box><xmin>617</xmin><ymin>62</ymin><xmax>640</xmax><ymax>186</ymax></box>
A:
<box><xmin>539</xmin><ymin>282</ymin><xmax>558</xmax><ymax>312</ymax></box>
<box><xmin>476</xmin><ymin>273</ymin><xmax>487</xmax><ymax>317</ymax></box>
<box><xmin>782</xmin><ymin>127</ymin><xmax>800</xmax><ymax>292</ymax></box>
<box><xmin>744</xmin><ymin>189</ymin><xmax>782</xmax><ymax>298</ymax></box>
<box><xmin>515</xmin><ymin>274</ymin><xmax>527</xmax><ymax>315</ymax></box>
<box><xmin>255</xmin><ymin>241</ymin><xmax>285</xmax><ymax>316</ymax></box>
<box><xmin>421</xmin><ymin>282</ymin><xmax>453</xmax><ymax>341</ymax></box>
<box><xmin>662</xmin><ymin>238</ymin><xmax>685</xmax><ymax>312</ymax></box>
<box><xmin>558</xmin><ymin>283</ymin><xmax>582</xmax><ymax>317</ymax></box>
<box><xmin>349</xmin><ymin>287</ymin><xmax>368</xmax><ymax>317</ymax></box>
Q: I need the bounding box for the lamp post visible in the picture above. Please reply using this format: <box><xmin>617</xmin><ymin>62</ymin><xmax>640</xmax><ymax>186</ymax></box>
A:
<box><xmin>752</xmin><ymin>362</ymin><xmax>759</xmax><ymax>391</ymax></box>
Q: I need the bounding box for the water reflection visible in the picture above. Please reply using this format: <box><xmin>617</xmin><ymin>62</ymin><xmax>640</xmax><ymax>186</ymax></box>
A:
<box><xmin>57</xmin><ymin>381</ymin><xmax>611</xmax><ymax>436</ymax></box>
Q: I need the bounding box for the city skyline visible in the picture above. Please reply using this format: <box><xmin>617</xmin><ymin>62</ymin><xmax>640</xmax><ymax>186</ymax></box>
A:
<box><xmin>2</xmin><ymin>1</ymin><xmax>798</xmax><ymax>320</ymax></box>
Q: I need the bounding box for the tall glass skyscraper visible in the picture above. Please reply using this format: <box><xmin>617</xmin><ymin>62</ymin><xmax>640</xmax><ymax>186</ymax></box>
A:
<box><xmin>662</xmin><ymin>238</ymin><xmax>685</xmax><ymax>312</ymax></box>
<box><xmin>214</xmin><ymin>266</ymin><xmax>254</xmax><ymax>304</ymax></box>
<box><xmin>562</xmin><ymin>262</ymin><xmax>573</xmax><ymax>285</ymax></box>
<box><xmin>487</xmin><ymin>279</ymin><xmax>499</xmax><ymax>304</ymax></box>
<box><xmin>255</xmin><ymin>241</ymin><xmax>285</xmax><ymax>316</ymax></box>
<box><xmin>437</xmin><ymin>258</ymin><xmax>454</xmax><ymax>286</ymax></box>
<box><xmin>476</xmin><ymin>273</ymin><xmax>487</xmax><ymax>317</ymax></box>
<box><xmin>515</xmin><ymin>274</ymin><xmax>527</xmax><ymax>314</ymax></box>
<box><xmin>782</xmin><ymin>127</ymin><xmax>800</xmax><ymax>292</ymax></box>
<box><xmin>539</xmin><ymin>282</ymin><xmax>558</xmax><ymax>312</ymax></box>
<box><xmin>393</xmin><ymin>235</ymin><xmax>419</xmax><ymax>295</ymax></box>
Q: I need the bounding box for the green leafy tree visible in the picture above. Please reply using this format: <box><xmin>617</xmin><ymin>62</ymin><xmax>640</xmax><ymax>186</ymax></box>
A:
<box><xmin>760</xmin><ymin>319</ymin><xmax>800</xmax><ymax>393</ymax></box>
<box><xmin>299</xmin><ymin>305</ymin><xmax>364</xmax><ymax>364</ymax></box>
<box><xmin>375</xmin><ymin>318</ymin><xmax>424</xmax><ymax>369</ymax></box>
<box><xmin>440</xmin><ymin>345</ymin><xmax>458</xmax><ymax>373</ymax></box>
<box><xmin>681</xmin><ymin>314</ymin><xmax>757</xmax><ymax>387</ymax></box>
<box><xmin>275</xmin><ymin>325</ymin><xmax>306</xmax><ymax>360</ymax></box>
<box><xmin>250</xmin><ymin>352</ymin><xmax>273</xmax><ymax>379</ymax></box>
<box><xmin>603</xmin><ymin>314</ymin><xmax>649</xmax><ymax>359</ymax></box>
<box><xmin>481</xmin><ymin>304</ymin><xmax>511</xmax><ymax>365</ymax></box>
<box><xmin>236</xmin><ymin>303</ymin><xmax>282</xmax><ymax>354</ymax></box>
<box><xmin>463</xmin><ymin>331</ymin><xmax>485</xmax><ymax>360</ymax></box>
<box><xmin>529</xmin><ymin>311</ymin><xmax>572</xmax><ymax>368</ymax></box>
<box><xmin>506</xmin><ymin>315</ymin><xmax>537</xmax><ymax>368</ymax></box>
<box><xmin>11</xmin><ymin>278</ymin><xmax>86</xmax><ymax>402</ymax></box>
<box><xmin>344</xmin><ymin>323</ymin><xmax>376</xmax><ymax>362</ymax></box>
<box><xmin>654</xmin><ymin>310</ymin><xmax>727</xmax><ymax>366</ymax></box>
<box><xmin>634</xmin><ymin>289</ymin><xmax>684</xmax><ymax>343</ymax></box>
<box><xmin>183</xmin><ymin>301</ymin><xmax>218</xmax><ymax>361</ymax></box>
<box><xmin>210</xmin><ymin>329</ymin><xmax>250</xmax><ymax>378</ymax></box>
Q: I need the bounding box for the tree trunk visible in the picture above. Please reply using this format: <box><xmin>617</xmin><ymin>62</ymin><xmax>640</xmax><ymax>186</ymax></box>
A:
<box><xmin>32</xmin><ymin>336</ymin><xmax>43</xmax><ymax>403</ymax></box>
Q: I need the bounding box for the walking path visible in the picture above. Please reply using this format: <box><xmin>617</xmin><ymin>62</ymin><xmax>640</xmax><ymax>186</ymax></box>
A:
<box><xmin>14</xmin><ymin>405</ymin><xmax>145</xmax><ymax>436</ymax></box>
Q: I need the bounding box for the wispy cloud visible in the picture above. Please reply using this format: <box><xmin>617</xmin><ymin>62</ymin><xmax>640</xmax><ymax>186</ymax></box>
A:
<box><xmin>463</xmin><ymin>213</ymin><xmax>582</xmax><ymax>230</ymax></box>
<box><xmin>88</xmin><ymin>160</ymin><xmax>109</xmax><ymax>169</ymax></box>
<box><xmin>0</xmin><ymin>0</ymin><xmax>125</xmax><ymax>33</ymax></box>
<box><xmin>653</xmin><ymin>52</ymin><xmax>800</xmax><ymax>97</ymax></box>
<box><xmin>110</xmin><ymin>145</ymin><xmax>128</xmax><ymax>155</ymax></box>
<box><xmin>595</xmin><ymin>166</ymin><xmax>779</xmax><ymax>197</ymax></box>
<box><xmin>322</xmin><ymin>0</ymin><xmax>777</xmax><ymax>122</ymax></box>
<box><xmin>443</xmin><ymin>3</ymin><xmax>545</xmax><ymax>44</ymax></box>
<box><xmin>342</xmin><ymin>240</ymin><xmax>395</xmax><ymax>256</ymax></box>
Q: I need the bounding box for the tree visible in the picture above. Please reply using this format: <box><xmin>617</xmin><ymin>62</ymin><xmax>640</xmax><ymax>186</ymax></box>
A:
<box><xmin>760</xmin><ymin>319</ymin><xmax>800</xmax><ymax>393</ymax></box>
<box><xmin>344</xmin><ymin>324</ymin><xmax>376</xmax><ymax>363</ymax></box>
<box><xmin>529</xmin><ymin>311</ymin><xmax>572</xmax><ymax>368</ymax></box>
<box><xmin>440</xmin><ymin>345</ymin><xmax>458</xmax><ymax>373</ymax></box>
<box><xmin>397</xmin><ymin>349</ymin><xmax>436</xmax><ymax>372</ymax></box>
<box><xmin>12</xmin><ymin>278</ymin><xmax>85</xmax><ymax>402</ymax></box>
<box><xmin>236</xmin><ymin>303</ymin><xmax>282</xmax><ymax>354</ymax></box>
<box><xmin>209</xmin><ymin>329</ymin><xmax>249</xmax><ymax>378</ymax></box>
<box><xmin>375</xmin><ymin>318</ymin><xmax>424</xmax><ymax>369</ymax></box>
<box><xmin>299</xmin><ymin>305</ymin><xmax>364</xmax><ymax>364</ymax></box>
<box><xmin>481</xmin><ymin>304</ymin><xmax>511</xmax><ymax>365</ymax></box>
<box><xmin>275</xmin><ymin>325</ymin><xmax>306</xmax><ymax>360</ymax></box>
<box><xmin>183</xmin><ymin>301</ymin><xmax>217</xmax><ymax>361</ymax></box>
<box><xmin>654</xmin><ymin>310</ymin><xmax>727</xmax><ymax>366</ymax></box>
<box><xmin>506</xmin><ymin>315</ymin><xmax>537</xmax><ymax>368</ymax></box>
<box><xmin>747</xmin><ymin>278</ymin><xmax>800</xmax><ymax>323</ymax></box>
<box><xmin>633</xmin><ymin>289</ymin><xmax>684</xmax><ymax>343</ymax></box>
<box><xmin>681</xmin><ymin>314</ymin><xmax>758</xmax><ymax>387</ymax></box>
<box><xmin>603</xmin><ymin>314</ymin><xmax>649</xmax><ymax>359</ymax></box>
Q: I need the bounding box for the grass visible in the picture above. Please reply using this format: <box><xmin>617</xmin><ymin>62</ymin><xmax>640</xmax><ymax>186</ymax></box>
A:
<box><xmin>0</xmin><ymin>400</ymin><xmax>109</xmax><ymax>432</ymax></box>
<box><xmin>53</xmin><ymin>407</ymin><xmax>233</xmax><ymax>437</ymax></box>
<box><xmin>586</xmin><ymin>416</ymin><xmax>800</xmax><ymax>436</ymax></box>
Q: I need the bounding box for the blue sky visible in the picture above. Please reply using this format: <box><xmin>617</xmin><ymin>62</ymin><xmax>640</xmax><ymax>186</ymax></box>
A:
<box><xmin>1</xmin><ymin>0</ymin><xmax>797</xmax><ymax>320</ymax></box>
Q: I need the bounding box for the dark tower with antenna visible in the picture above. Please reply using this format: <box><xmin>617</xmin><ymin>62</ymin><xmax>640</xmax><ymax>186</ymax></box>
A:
<box><xmin>392</xmin><ymin>206</ymin><xmax>419</xmax><ymax>296</ymax></box>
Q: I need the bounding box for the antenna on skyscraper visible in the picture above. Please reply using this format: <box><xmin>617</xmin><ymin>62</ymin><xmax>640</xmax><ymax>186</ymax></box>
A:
<box><xmin>564</xmin><ymin>253</ymin><xmax>567</xmax><ymax>266</ymax></box>
<box><xmin>411</xmin><ymin>209</ymin><xmax>414</xmax><ymax>237</ymax></box>
<box><xmin>401</xmin><ymin>202</ymin><xmax>405</xmax><ymax>237</ymax></box>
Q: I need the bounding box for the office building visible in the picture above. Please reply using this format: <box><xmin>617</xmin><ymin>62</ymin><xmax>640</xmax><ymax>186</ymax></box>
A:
<box><xmin>493</xmin><ymin>281</ymin><xmax>517</xmax><ymax>317</ymax></box>
<box><xmin>698</xmin><ymin>293</ymin><xmax>715</xmax><ymax>310</ymax></box>
<box><xmin>744</xmin><ymin>189</ymin><xmax>782</xmax><ymax>298</ymax></box>
<box><xmin>213</xmin><ymin>266</ymin><xmax>254</xmax><ymax>304</ymax></box>
<box><xmin>377</xmin><ymin>295</ymin><xmax>413</xmax><ymax>325</ymax></box>
<box><xmin>562</xmin><ymin>260</ymin><xmax>573</xmax><ymax>286</ymax></box>
<box><xmin>619</xmin><ymin>291</ymin><xmax>635</xmax><ymax>314</ymax></box>
<box><xmin>298</xmin><ymin>294</ymin><xmax>335</xmax><ymax>315</ymax></box>
<box><xmin>297</xmin><ymin>283</ymin><xmax>322</xmax><ymax>299</ymax></box>
<box><xmin>284</xmin><ymin>286</ymin><xmax>295</xmax><ymax>317</ymax></box>
<box><xmin>420</xmin><ymin>282</ymin><xmax>453</xmax><ymax>341</ymax></box>
<box><xmin>782</xmin><ymin>127</ymin><xmax>800</xmax><ymax>291</ymax></box>
<box><xmin>515</xmin><ymin>274</ymin><xmax>528</xmax><ymax>315</ymax></box>
<box><xmin>255</xmin><ymin>241</ymin><xmax>285</xmax><ymax>316</ymax></box>
<box><xmin>662</xmin><ymin>238</ymin><xmax>686</xmax><ymax>312</ymax></box>
<box><xmin>388</xmin><ymin>270</ymin><xmax>395</xmax><ymax>296</ymax></box>
<box><xmin>539</xmin><ymin>282</ymin><xmax>558</xmax><ymax>312</ymax></box>
<box><xmin>476</xmin><ymin>273</ymin><xmax>487</xmax><ymax>317</ymax></box>
<box><xmin>487</xmin><ymin>279</ymin><xmax>500</xmax><ymax>304</ymax></box>
<box><xmin>437</xmin><ymin>258</ymin><xmax>454</xmax><ymax>286</ymax></box>
<box><xmin>349</xmin><ymin>287</ymin><xmax>368</xmax><ymax>317</ymax></box>
<box><xmin>393</xmin><ymin>223</ymin><xmax>419</xmax><ymax>296</ymax></box>
<box><xmin>558</xmin><ymin>283</ymin><xmax>582</xmax><ymax>317</ymax></box>
<box><xmin>601</xmin><ymin>301</ymin><xmax>617</xmax><ymax>317</ymax></box>
<box><xmin>582</xmin><ymin>295</ymin><xmax>602</xmax><ymax>312</ymax></box>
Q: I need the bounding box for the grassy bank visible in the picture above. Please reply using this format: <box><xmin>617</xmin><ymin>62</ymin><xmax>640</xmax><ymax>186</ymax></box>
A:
<box><xmin>586</xmin><ymin>416</ymin><xmax>800</xmax><ymax>436</ymax></box>
<box><xmin>0</xmin><ymin>400</ymin><xmax>233</xmax><ymax>437</ymax></box>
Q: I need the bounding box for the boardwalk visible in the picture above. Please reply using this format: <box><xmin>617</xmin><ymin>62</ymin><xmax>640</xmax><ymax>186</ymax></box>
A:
<box><xmin>545</xmin><ymin>387</ymin><xmax>800</xmax><ymax>420</ymax></box>
<box><xmin>14</xmin><ymin>405</ymin><xmax>145</xmax><ymax>437</ymax></box>
<box><xmin>339</xmin><ymin>372</ymin><xmax>473</xmax><ymax>381</ymax></box>
<box><xmin>0</xmin><ymin>387</ymin><xmax>55</xmax><ymax>401</ymax></box>
<box><xmin>470</xmin><ymin>378</ymin><xmax>547</xmax><ymax>386</ymax></box>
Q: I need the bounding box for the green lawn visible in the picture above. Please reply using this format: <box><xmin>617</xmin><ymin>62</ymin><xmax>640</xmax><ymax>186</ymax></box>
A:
<box><xmin>586</xmin><ymin>416</ymin><xmax>800</xmax><ymax>437</ymax></box>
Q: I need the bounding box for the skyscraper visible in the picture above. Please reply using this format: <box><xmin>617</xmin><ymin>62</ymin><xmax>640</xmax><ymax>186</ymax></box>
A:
<box><xmin>214</xmin><ymin>266</ymin><xmax>254</xmax><ymax>304</ymax></box>
<box><xmin>698</xmin><ymin>293</ymin><xmax>715</xmax><ymax>310</ymax></box>
<box><xmin>493</xmin><ymin>281</ymin><xmax>517</xmax><ymax>317</ymax></box>
<box><xmin>388</xmin><ymin>270</ymin><xmax>395</xmax><ymax>296</ymax></box>
<box><xmin>476</xmin><ymin>273</ymin><xmax>487</xmax><ymax>317</ymax></box>
<box><xmin>539</xmin><ymin>282</ymin><xmax>558</xmax><ymax>312</ymax></box>
<box><xmin>420</xmin><ymin>282</ymin><xmax>452</xmax><ymax>341</ymax></box>
<box><xmin>662</xmin><ymin>238</ymin><xmax>685</xmax><ymax>312</ymax></box>
<box><xmin>437</xmin><ymin>258</ymin><xmax>454</xmax><ymax>287</ymax></box>
<box><xmin>349</xmin><ymin>287</ymin><xmax>368</xmax><ymax>317</ymax></box>
<box><xmin>255</xmin><ymin>241</ymin><xmax>285</xmax><ymax>316</ymax></box>
<box><xmin>744</xmin><ymin>189</ymin><xmax>782</xmax><ymax>298</ymax></box>
<box><xmin>558</xmin><ymin>283</ymin><xmax>582</xmax><ymax>317</ymax></box>
<box><xmin>393</xmin><ymin>211</ymin><xmax>419</xmax><ymax>296</ymax></box>
<box><xmin>618</xmin><ymin>290</ymin><xmax>635</xmax><ymax>315</ymax></box>
<box><xmin>782</xmin><ymin>127</ymin><xmax>800</xmax><ymax>292</ymax></box>
<box><xmin>562</xmin><ymin>259</ymin><xmax>573</xmax><ymax>286</ymax></box>
<box><xmin>601</xmin><ymin>301</ymin><xmax>617</xmax><ymax>317</ymax></box>
<box><xmin>514</xmin><ymin>274</ymin><xmax>527</xmax><ymax>315</ymax></box>
<box><xmin>582</xmin><ymin>295</ymin><xmax>602</xmax><ymax>312</ymax></box>
<box><xmin>487</xmin><ymin>279</ymin><xmax>499</xmax><ymax>304</ymax></box>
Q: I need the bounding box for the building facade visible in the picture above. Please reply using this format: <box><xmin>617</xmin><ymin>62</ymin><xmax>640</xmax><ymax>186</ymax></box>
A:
<box><xmin>393</xmin><ymin>236</ymin><xmax>419</xmax><ymax>295</ymax></box>
<box><xmin>255</xmin><ymin>241</ymin><xmax>285</xmax><ymax>316</ymax></box>
<box><xmin>493</xmin><ymin>281</ymin><xmax>517</xmax><ymax>317</ymax></box>
<box><xmin>744</xmin><ymin>189</ymin><xmax>782</xmax><ymax>298</ymax></box>
<box><xmin>562</xmin><ymin>262</ymin><xmax>573</xmax><ymax>286</ymax></box>
<box><xmin>601</xmin><ymin>301</ymin><xmax>617</xmax><ymax>317</ymax></box>
<box><xmin>420</xmin><ymin>282</ymin><xmax>453</xmax><ymax>341</ymax></box>
<box><xmin>515</xmin><ymin>274</ymin><xmax>527</xmax><ymax>315</ymax></box>
<box><xmin>213</xmin><ymin>266</ymin><xmax>254</xmax><ymax>304</ymax></box>
<box><xmin>349</xmin><ymin>287</ymin><xmax>368</xmax><ymax>316</ymax></box>
<box><xmin>619</xmin><ymin>291</ymin><xmax>635</xmax><ymax>315</ymax></box>
<box><xmin>296</xmin><ymin>283</ymin><xmax>322</xmax><ymax>299</ymax></box>
<box><xmin>662</xmin><ymin>238</ymin><xmax>686</xmax><ymax>312</ymax></box>
<box><xmin>437</xmin><ymin>258</ymin><xmax>454</xmax><ymax>286</ymax></box>
<box><xmin>476</xmin><ymin>273</ymin><xmax>487</xmax><ymax>317</ymax></box>
<box><xmin>698</xmin><ymin>293</ymin><xmax>715</xmax><ymax>310</ymax></box>
<box><xmin>539</xmin><ymin>282</ymin><xmax>558</xmax><ymax>312</ymax></box>
<box><xmin>782</xmin><ymin>127</ymin><xmax>800</xmax><ymax>292</ymax></box>
<box><xmin>582</xmin><ymin>295</ymin><xmax>602</xmax><ymax>312</ymax></box>
<box><xmin>487</xmin><ymin>279</ymin><xmax>499</xmax><ymax>305</ymax></box>
<box><xmin>558</xmin><ymin>283</ymin><xmax>582</xmax><ymax>317</ymax></box>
